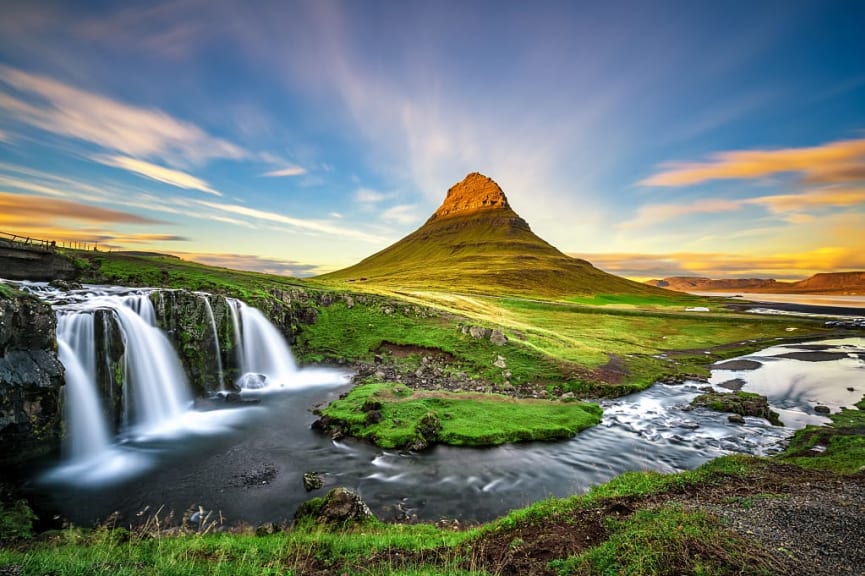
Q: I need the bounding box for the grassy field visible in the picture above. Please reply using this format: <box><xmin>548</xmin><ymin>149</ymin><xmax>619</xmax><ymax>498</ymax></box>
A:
<box><xmin>1</xmin><ymin>248</ymin><xmax>861</xmax><ymax>573</ymax></box>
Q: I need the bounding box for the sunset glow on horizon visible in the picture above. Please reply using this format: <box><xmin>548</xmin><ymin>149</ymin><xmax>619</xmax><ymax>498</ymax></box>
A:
<box><xmin>1</xmin><ymin>1</ymin><xmax>863</xmax><ymax>280</ymax></box>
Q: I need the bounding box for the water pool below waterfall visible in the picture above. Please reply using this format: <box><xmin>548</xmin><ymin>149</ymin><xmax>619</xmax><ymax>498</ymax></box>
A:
<box><xmin>25</xmin><ymin>336</ymin><xmax>864</xmax><ymax>526</ymax></box>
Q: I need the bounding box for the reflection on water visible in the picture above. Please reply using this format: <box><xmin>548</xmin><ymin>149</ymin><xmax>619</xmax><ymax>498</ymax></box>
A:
<box><xmin>26</xmin><ymin>337</ymin><xmax>864</xmax><ymax>527</ymax></box>
<box><xmin>710</xmin><ymin>337</ymin><xmax>865</xmax><ymax>428</ymax></box>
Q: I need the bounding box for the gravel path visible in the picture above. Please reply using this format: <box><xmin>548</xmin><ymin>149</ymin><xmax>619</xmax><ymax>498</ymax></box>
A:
<box><xmin>698</xmin><ymin>475</ymin><xmax>865</xmax><ymax>575</ymax></box>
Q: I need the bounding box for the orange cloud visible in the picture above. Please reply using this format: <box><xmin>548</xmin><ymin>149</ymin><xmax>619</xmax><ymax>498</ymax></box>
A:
<box><xmin>640</xmin><ymin>137</ymin><xmax>865</xmax><ymax>187</ymax></box>
<box><xmin>745</xmin><ymin>187</ymin><xmax>865</xmax><ymax>213</ymax></box>
<box><xmin>0</xmin><ymin>192</ymin><xmax>161</xmax><ymax>224</ymax></box>
<box><xmin>573</xmin><ymin>248</ymin><xmax>865</xmax><ymax>281</ymax></box>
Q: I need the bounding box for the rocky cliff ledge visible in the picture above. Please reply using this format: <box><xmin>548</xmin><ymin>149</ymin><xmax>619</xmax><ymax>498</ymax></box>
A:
<box><xmin>0</xmin><ymin>289</ymin><xmax>64</xmax><ymax>465</ymax></box>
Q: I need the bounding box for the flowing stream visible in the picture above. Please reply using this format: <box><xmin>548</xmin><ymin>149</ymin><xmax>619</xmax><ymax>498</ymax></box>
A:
<box><xmin>10</xmin><ymin>282</ymin><xmax>865</xmax><ymax>526</ymax></box>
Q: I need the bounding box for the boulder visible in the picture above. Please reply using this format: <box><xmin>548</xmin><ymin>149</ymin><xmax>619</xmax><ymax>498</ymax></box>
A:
<box><xmin>303</xmin><ymin>471</ymin><xmax>324</xmax><ymax>491</ymax></box>
<box><xmin>489</xmin><ymin>329</ymin><xmax>507</xmax><ymax>346</ymax></box>
<box><xmin>691</xmin><ymin>391</ymin><xmax>783</xmax><ymax>426</ymax></box>
<box><xmin>294</xmin><ymin>487</ymin><xmax>374</xmax><ymax>525</ymax></box>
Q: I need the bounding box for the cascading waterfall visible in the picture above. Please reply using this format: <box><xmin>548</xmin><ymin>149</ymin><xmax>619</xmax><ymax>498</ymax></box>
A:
<box><xmin>110</xmin><ymin>297</ymin><xmax>192</xmax><ymax>431</ymax></box>
<box><xmin>5</xmin><ymin>280</ymin><xmax>348</xmax><ymax>486</ymax></box>
<box><xmin>227</xmin><ymin>298</ymin><xmax>298</xmax><ymax>389</ymax></box>
<box><xmin>200</xmin><ymin>294</ymin><xmax>226</xmax><ymax>390</ymax></box>
<box><xmin>56</xmin><ymin>313</ymin><xmax>111</xmax><ymax>461</ymax></box>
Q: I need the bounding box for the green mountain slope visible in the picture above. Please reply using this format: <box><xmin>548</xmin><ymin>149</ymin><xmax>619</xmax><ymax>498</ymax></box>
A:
<box><xmin>320</xmin><ymin>172</ymin><xmax>668</xmax><ymax>298</ymax></box>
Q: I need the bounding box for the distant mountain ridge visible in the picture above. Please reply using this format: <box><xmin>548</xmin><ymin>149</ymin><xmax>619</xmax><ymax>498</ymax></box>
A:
<box><xmin>647</xmin><ymin>272</ymin><xmax>865</xmax><ymax>295</ymax></box>
<box><xmin>321</xmin><ymin>172</ymin><xmax>667</xmax><ymax>297</ymax></box>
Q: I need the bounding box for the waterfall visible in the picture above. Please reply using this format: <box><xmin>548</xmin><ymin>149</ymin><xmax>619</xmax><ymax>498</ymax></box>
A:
<box><xmin>227</xmin><ymin>299</ymin><xmax>298</xmax><ymax>389</ymax></box>
<box><xmin>50</xmin><ymin>289</ymin><xmax>193</xmax><ymax>457</ymax></box>
<box><xmin>56</xmin><ymin>313</ymin><xmax>111</xmax><ymax>461</ymax></box>
<box><xmin>201</xmin><ymin>295</ymin><xmax>225</xmax><ymax>390</ymax></box>
<box><xmin>110</xmin><ymin>302</ymin><xmax>192</xmax><ymax>430</ymax></box>
<box><xmin>227</xmin><ymin>298</ymin><xmax>245</xmax><ymax>372</ymax></box>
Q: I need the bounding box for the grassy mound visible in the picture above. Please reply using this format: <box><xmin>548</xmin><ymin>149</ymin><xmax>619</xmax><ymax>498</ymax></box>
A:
<box><xmin>318</xmin><ymin>381</ymin><xmax>602</xmax><ymax>449</ymax></box>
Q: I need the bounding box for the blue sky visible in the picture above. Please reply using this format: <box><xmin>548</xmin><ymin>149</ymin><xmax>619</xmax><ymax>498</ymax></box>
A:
<box><xmin>1</xmin><ymin>0</ymin><xmax>863</xmax><ymax>279</ymax></box>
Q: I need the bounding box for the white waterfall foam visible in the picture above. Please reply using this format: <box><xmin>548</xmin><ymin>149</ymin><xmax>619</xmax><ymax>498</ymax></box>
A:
<box><xmin>227</xmin><ymin>298</ymin><xmax>245</xmax><ymax>373</ymax></box>
<box><xmin>56</xmin><ymin>313</ymin><xmax>111</xmax><ymax>461</ymax></box>
<box><xmin>201</xmin><ymin>294</ymin><xmax>226</xmax><ymax>390</ymax></box>
<box><xmin>111</xmin><ymin>301</ymin><xmax>192</xmax><ymax>432</ymax></box>
<box><xmin>230</xmin><ymin>299</ymin><xmax>298</xmax><ymax>388</ymax></box>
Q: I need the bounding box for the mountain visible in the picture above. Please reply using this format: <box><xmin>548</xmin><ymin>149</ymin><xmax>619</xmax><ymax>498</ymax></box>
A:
<box><xmin>785</xmin><ymin>271</ymin><xmax>865</xmax><ymax>294</ymax></box>
<box><xmin>320</xmin><ymin>172</ymin><xmax>666</xmax><ymax>297</ymax></box>
<box><xmin>647</xmin><ymin>272</ymin><xmax>865</xmax><ymax>295</ymax></box>
<box><xmin>646</xmin><ymin>277</ymin><xmax>784</xmax><ymax>292</ymax></box>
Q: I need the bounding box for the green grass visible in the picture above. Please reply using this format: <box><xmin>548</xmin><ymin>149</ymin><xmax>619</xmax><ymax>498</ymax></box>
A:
<box><xmin>295</xmin><ymin>301</ymin><xmax>567</xmax><ymax>386</ymax></box>
<box><xmin>0</xmin><ymin>521</ymin><xmax>479</xmax><ymax>576</ymax></box>
<box><xmin>319</xmin><ymin>380</ymin><xmax>602</xmax><ymax>448</ymax></box>
<box><xmin>551</xmin><ymin>505</ymin><xmax>783</xmax><ymax>575</ymax></box>
<box><xmin>0</xmin><ymin>281</ymin><xmax>24</xmax><ymax>298</ymax></box>
<box><xmin>567</xmin><ymin>293</ymin><xmax>706</xmax><ymax>308</ymax></box>
<box><xmin>69</xmin><ymin>250</ymin><xmax>312</xmax><ymax>302</ymax></box>
<box><xmin>780</xmin><ymin>395</ymin><xmax>865</xmax><ymax>473</ymax></box>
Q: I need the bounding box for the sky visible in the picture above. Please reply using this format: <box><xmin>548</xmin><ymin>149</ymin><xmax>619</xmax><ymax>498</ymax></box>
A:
<box><xmin>0</xmin><ymin>0</ymin><xmax>864</xmax><ymax>280</ymax></box>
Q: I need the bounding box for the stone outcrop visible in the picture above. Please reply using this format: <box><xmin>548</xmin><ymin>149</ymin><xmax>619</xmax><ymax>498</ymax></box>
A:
<box><xmin>691</xmin><ymin>391</ymin><xmax>783</xmax><ymax>426</ymax></box>
<box><xmin>152</xmin><ymin>290</ymin><xmax>235</xmax><ymax>394</ymax></box>
<box><xmin>428</xmin><ymin>172</ymin><xmax>512</xmax><ymax>221</ymax></box>
<box><xmin>0</xmin><ymin>291</ymin><xmax>64</xmax><ymax>465</ymax></box>
<box><xmin>0</xmin><ymin>243</ymin><xmax>76</xmax><ymax>282</ymax></box>
<box><xmin>294</xmin><ymin>487</ymin><xmax>375</xmax><ymax>525</ymax></box>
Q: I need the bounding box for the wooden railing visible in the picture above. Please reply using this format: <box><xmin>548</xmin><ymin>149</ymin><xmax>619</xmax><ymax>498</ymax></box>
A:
<box><xmin>0</xmin><ymin>230</ymin><xmax>57</xmax><ymax>253</ymax></box>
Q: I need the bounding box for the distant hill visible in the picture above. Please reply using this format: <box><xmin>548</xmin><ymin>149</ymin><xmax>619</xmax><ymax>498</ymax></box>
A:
<box><xmin>646</xmin><ymin>277</ymin><xmax>784</xmax><ymax>291</ymax></box>
<box><xmin>647</xmin><ymin>272</ymin><xmax>865</xmax><ymax>295</ymax></box>
<box><xmin>785</xmin><ymin>271</ymin><xmax>865</xmax><ymax>294</ymax></box>
<box><xmin>320</xmin><ymin>172</ymin><xmax>667</xmax><ymax>297</ymax></box>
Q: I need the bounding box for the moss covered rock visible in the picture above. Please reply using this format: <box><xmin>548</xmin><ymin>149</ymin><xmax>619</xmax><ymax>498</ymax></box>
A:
<box><xmin>692</xmin><ymin>391</ymin><xmax>783</xmax><ymax>426</ymax></box>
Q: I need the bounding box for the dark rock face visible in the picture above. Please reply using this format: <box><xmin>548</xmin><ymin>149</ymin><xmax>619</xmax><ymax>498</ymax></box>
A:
<box><xmin>0</xmin><ymin>293</ymin><xmax>64</xmax><ymax>465</ymax></box>
<box><xmin>152</xmin><ymin>290</ymin><xmax>234</xmax><ymax>395</ymax></box>
<box><xmin>0</xmin><ymin>247</ymin><xmax>76</xmax><ymax>282</ymax></box>
<box><xmin>294</xmin><ymin>487</ymin><xmax>374</xmax><ymax>525</ymax></box>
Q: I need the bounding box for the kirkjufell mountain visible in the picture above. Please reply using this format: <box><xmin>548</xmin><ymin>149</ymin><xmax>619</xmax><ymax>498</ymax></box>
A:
<box><xmin>321</xmin><ymin>172</ymin><xmax>666</xmax><ymax>297</ymax></box>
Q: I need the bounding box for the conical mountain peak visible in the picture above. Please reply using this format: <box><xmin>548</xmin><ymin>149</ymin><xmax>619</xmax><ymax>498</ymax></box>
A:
<box><xmin>429</xmin><ymin>172</ymin><xmax>511</xmax><ymax>221</ymax></box>
<box><xmin>321</xmin><ymin>172</ymin><xmax>665</xmax><ymax>298</ymax></box>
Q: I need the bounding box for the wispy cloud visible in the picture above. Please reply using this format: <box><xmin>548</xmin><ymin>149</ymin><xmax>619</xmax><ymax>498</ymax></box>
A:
<box><xmin>194</xmin><ymin>199</ymin><xmax>386</xmax><ymax>243</ymax></box>
<box><xmin>745</xmin><ymin>187</ymin><xmax>865</xmax><ymax>213</ymax></box>
<box><xmin>173</xmin><ymin>251</ymin><xmax>323</xmax><ymax>277</ymax></box>
<box><xmin>262</xmin><ymin>166</ymin><xmax>306</xmax><ymax>177</ymax></box>
<box><xmin>620</xmin><ymin>186</ymin><xmax>865</xmax><ymax>229</ymax></box>
<box><xmin>640</xmin><ymin>137</ymin><xmax>865</xmax><ymax>187</ymax></box>
<box><xmin>619</xmin><ymin>198</ymin><xmax>741</xmax><ymax>229</ymax></box>
<box><xmin>381</xmin><ymin>204</ymin><xmax>420</xmax><ymax>225</ymax></box>
<box><xmin>0</xmin><ymin>191</ymin><xmax>162</xmax><ymax>224</ymax></box>
<box><xmin>354</xmin><ymin>187</ymin><xmax>388</xmax><ymax>203</ymax></box>
<box><xmin>94</xmin><ymin>155</ymin><xmax>221</xmax><ymax>195</ymax></box>
<box><xmin>0</xmin><ymin>64</ymin><xmax>246</xmax><ymax>166</ymax></box>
